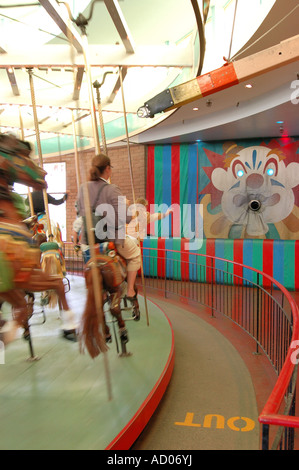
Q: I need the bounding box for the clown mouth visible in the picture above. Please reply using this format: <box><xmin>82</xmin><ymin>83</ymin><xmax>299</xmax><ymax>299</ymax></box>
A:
<box><xmin>233</xmin><ymin>192</ymin><xmax>280</xmax><ymax>211</ymax></box>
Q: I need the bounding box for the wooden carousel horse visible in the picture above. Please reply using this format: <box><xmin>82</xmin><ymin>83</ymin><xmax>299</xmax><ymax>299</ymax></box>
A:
<box><xmin>37</xmin><ymin>213</ymin><xmax>64</xmax><ymax>248</ymax></box>
<box><xmin>24</xmin><ymin>214</ymin><xmax>67</xmax><ymax>309</ymax></box>
<box><xmin>0</xmin><ymin>133</ymin><xmax>78</xmax><ymax>346</ymax></box>
<box><xmin>80</xmin><ymin>241</ymin><xmax>140</xmax><ymax>359</ymax></box>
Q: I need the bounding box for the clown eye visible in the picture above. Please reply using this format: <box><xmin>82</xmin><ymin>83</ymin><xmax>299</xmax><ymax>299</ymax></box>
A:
<box><xmin>237</xmin><ymin>169</ymin><xmax>244</xmax><ymax>177</ymax></box>
<box><xmin>267</xmin><ymin>168</ymin><xmax>274</xmax><ymax>176</ymax></box>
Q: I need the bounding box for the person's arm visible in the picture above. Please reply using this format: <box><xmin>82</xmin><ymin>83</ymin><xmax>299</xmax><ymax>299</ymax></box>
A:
<box><xmin>149</xmin><ymin>208</ymin><xmax>172</xmax><ymax>223</ymax></box>
<box><xmin>47</xmin><ymin>193</ymin><xmax>68</xmax><ymax>206</ymax></box>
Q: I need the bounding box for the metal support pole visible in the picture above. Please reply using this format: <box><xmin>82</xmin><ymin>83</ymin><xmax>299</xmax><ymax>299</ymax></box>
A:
<box><xmin>119</xmin><ymin>66</ymin><xmax>150</xmax><ymax>327</ymax></box>
<box><xmin>71</xmin><ymin>109</ymin><xmax>81</xmax><ymax>192</ymax></box>
<box><xmin>75</xmin><ymin>21</ymin><xmax>112</xmax><ymax>400</ymax></box>
<box><xmin>27</xmin><ymin>68</ymin><xmax>52</xmax><ymax>238</ymax></box>
<box><xmin>18</xmin><ymin>106</ymin><xmax>34</xmax><ymax>217</ymax></box>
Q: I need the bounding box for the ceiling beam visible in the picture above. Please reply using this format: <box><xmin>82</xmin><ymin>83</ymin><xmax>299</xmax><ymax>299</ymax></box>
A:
<box><xmin>38</xmin><ymin>0</ymin><xmax>83</xmax><ymax>53</ymax></box>
<box><xmin>0</xmin><ymin>44</ymin><xmax>192</xmax><ymax>68</ymax></box>
<box><xmin>103</xmin><ymin>0</ymin><xmax>135</xmax><ymax>53</ymax></box>
<box><xmin>72</xmin><ymin>66</ymin><xmax>84</xmax><ymax>101</ymax></box>
<box><xmin>6</xmin><ymin>68</ymin><xmax>20</xmax><ymax>96</ymax></box>
<box><xmin>106</xmin><ymin>66</ymin><xmax>127</xmax><ymax>104</ymax></box>
<box><xmin>137</xmin><ymin>34</ymin><xmax>299</xmax><ymax>117</ymax></box>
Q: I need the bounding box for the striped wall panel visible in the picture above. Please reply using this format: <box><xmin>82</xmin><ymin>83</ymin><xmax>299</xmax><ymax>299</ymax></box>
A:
<box><xmin>141</xmin><ymin>238</ymin><xmax>299</xmax><ymax>291</ymax></box>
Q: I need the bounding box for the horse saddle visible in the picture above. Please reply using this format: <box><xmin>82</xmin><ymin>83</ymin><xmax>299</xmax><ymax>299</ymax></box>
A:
<box><xmin>85</xmin><ymin>241</ymin><xmax>127</xmax><ymax>289</ymax></box>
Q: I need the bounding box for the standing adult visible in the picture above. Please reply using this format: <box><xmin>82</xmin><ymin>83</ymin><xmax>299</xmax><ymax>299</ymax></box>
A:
<box><xmin>76</xmin><ymin>154</ymin><xmax>140</xmax><ymax>302</ymax></box>
<box><xmin>29</xmin><ymin>190</ymin><xmax>68</xmax><ymax>216</ymax></box>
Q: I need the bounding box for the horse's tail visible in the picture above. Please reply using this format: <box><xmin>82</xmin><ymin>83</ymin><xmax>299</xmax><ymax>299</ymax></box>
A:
<box><xmin>41</xmin><ymin>253</ymin><xmax>62</xmax><ymax>308</ymax></box>
<box><xmin>79</xmin><ymin>265</ymin><xmax>108</xmax><ymax>358</ymax></box>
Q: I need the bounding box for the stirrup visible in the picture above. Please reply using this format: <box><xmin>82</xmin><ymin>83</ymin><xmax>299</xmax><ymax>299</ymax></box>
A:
<box><xmin>125</xmin><ymin>294</ymin><xmax>140</xmax><ymax>321</ymax></box>
<box><xmin>119</xmin><ymin>327</ymin><xmax>128</xmax><ymax>343</ymax></box>
<box><xmin>105</xmin><ymin>333</ymin><xmax>112</xmax><ymax>343</ymax></box>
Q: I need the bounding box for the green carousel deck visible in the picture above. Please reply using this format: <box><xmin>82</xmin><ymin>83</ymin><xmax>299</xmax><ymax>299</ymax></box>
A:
<box><xmin>0</xmin><ymin>275</ymin><xmax>174</xmax><ymax>450</ymax></box>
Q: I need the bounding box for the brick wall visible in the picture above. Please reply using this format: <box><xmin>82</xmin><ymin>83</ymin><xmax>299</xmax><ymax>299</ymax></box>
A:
<box><xmin>42</xmin><ymin>144</ymin><xmax>146</xmax><ymax>241</ymax></box>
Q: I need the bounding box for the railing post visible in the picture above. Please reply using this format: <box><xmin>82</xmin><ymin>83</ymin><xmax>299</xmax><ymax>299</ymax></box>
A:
<box><xmin>211</xmin><ymin>257</ymin><xmax>215</xmax><ymax>317</ymax></box>
<box><xmin>256</xmin><ymin>273</ymin><xmax>260</xmax><ymax>355</ymax></box>
<box><xmin>262</xmin><ymin>424</ymin><xmax>270</xmax><ymax>450</ymax></box>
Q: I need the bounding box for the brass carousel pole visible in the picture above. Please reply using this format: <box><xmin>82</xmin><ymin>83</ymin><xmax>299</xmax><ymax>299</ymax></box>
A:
<box><xmin>93</xmin><ymin>73</ymin><xmax>113</xmax><ymax>155</ymax></box>
<box><xmin>81</xmin><ymin>36</ymin><xmax>100</xmax><ymax>153</ymax></box>
<box><xmin>27</xmin><ymin>68</ymin><xmax>52</xmax><ymax>239</ymax></box>
<box><xmin>73</xmin><ymin>17</ymin><xmax>112</xmax><ymax>400</ymax></box>
<box><xmin>71</xmin><ymin>109</ymin><xmax>81</xmax><ymax>192</ymax></box>
<box><xmin>118</xmin><ymin>66</ymin><xmax>150</xmax><ymax>327</ymax></box>
<box><xmin>18</xmin><ymin>106</ymin><xmax>34</xmax><ymax>217</ymax></box>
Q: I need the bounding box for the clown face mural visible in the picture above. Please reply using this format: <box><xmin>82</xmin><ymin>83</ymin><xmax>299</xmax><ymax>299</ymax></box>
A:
<box><xmin>210</xmin><ymin>145</ymin><xmax>299</xmax><ymax>237</ymax></box>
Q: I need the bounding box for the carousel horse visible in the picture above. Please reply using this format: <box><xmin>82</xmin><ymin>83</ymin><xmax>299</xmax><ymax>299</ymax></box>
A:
<box><xmin>80</xmin><ymin>241</ymin><xmax>140</xmax><ymax>359</ymax></box>
<box><xmin>0</xmin><ymin>133</ymin><xmax>78</xmax><ymax>346</ymax></box>
<box><xmin>37</xmin><ymin>212</ymin><xmax>64</xmax><ymax>249</ymax></box>
<box><xmin>25</xmin><ymin>212</ymin><xmax>68</xmax><ymax>310</ymax></box>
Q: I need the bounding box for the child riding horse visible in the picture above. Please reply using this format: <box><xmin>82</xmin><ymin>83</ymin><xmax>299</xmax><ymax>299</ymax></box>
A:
<box><xmin>0</xmin><ymin>134</ymin><xmax>78</xmax><ymax>345</ymax></box>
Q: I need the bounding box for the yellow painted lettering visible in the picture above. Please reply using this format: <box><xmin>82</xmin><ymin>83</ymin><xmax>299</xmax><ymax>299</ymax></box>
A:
<box><xmin>203</xmin><ymin>414</ymin><xmax>225</xmax><ymax>429</ymax></box>
<box><xmin>175</xmin><ymin>412</ymin><xmax>201</xmax><ymax>427</ymax></box>
<box><xmin>227</xmin><ymin>416</ymin><xmax>256</xmax><ymax>432</ymax></box>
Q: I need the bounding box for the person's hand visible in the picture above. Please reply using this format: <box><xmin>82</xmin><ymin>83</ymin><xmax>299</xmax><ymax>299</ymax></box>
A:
<box><xmin>63</xmin><ymin>193</ymin><xmax>68</xmax><ymax>202</ymax></box>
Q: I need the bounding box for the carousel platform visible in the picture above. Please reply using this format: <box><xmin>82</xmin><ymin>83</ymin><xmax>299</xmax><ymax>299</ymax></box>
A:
<box><xmin>0</xmin><ymin>275</ymin><xmax>174</xmax><ymax>450</ymax></box>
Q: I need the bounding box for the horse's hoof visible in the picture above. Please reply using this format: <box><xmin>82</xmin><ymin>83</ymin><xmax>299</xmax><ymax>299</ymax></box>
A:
<box><xmin>62</xmin><ymin>329</ymin><xmax>77</xmax><ymax>342</ymax></box>
<box><xmin>61</xmin><ymin>310</ymin><xmax>78</xmax><ymax>334</ymax></box>
<box><xmin>105</xmin><ymin>334</ymin><xmax>112</xmax><ymax>343</ymax></box>
<box><xmin>23</xmin><ymin>329</ymin><xmax>30</xmax><ymax>341</ymax></box>
<box><xmin>132</xmin><ymin>308</ymin><xmax>140</xmax><ymax>321</ymax></box>
<box><xmin>119</xmin><ymin>327</ymin><xmax>128</xmax><ymax>344</ymax></box>
<box><xmin>0</xmin><ymin>320</ymin><xmax>18</xmax><ymax>345</ymax></box>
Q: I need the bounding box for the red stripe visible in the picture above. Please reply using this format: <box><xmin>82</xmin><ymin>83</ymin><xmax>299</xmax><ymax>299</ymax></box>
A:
<box><xmin>180</xmin><ymin>238</ymin><xmax>189</xmax><ymax>281</ymax></box>
<box><xmin>233</xmin><ymin>240</ymin><xmax>243</xmax><ymax>284</ymax></box>
<box><xmin>263</xmin><ymin>240</ymin><xmax>273</xmax><ymax>288</ymax></box>
<box><xmin>295</xmin><ymin>240</ymin><xmax>299</xmax><ymax>290</ymax></box>
<box><xmin>147</xmin><ymin>145</ymin><xmax>155</xmax><ymax>236</ymax></box>
<box><xmin>157</xmin><ymin>238</ymin><xmax>166</xmax><ymax>278</ymax></box>
<box><xmin>198</xmin><ymin>63</ymin><xmax>239</xmax><ymax>96</ymax></box>
<box><xmin>171</xmin><ymin>144</ymin><xmax>180</xmax><ymax>237</ymax></box>
<box><xmin>206</xmin><ymin>239</ymin><xmax>215</xmax><ymax>283</ymax></box>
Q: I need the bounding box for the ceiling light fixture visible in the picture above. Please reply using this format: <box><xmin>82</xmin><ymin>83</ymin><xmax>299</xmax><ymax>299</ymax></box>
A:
<box><xmin>245</xmin><ymin>83</ymin><xmax>252</xmax><ymax>88</ymax></box>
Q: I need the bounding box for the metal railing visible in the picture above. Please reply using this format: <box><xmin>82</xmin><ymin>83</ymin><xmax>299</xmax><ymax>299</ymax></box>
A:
<box><xmin>63</xmin><ymin>242</ymin><xmax>299</xmax><ymax>450</ymax></box>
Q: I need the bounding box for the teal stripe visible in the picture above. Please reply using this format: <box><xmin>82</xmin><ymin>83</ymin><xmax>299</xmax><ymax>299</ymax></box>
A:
<box><xmin>197</xmin><ymin>238</ymin><xmax>206</xmax><ymax>282</ymax></box>
<box><xmin>172</xmin><ymin>238</ymin><xmax>182</xmax><ymax>280</ymax></box>
<box><xmin>149</xmin><ymin>237</ymin><xmax>158</xmax><ymax>277</ymax></box>
<box><xmin>273</xmin><ymin>240</ymin><xmax>284</xmax><ymax>285</ymax></box>
<box><xmin>215</xmin><ymin>239</ymin><xmax>225</xmax><ymax>283</ymax></box>
<box><xmin>180</xmin><ymin>144</ymin><xmax>189</xmax><ymax>237</ymax></box>
<box><xmin>187</xmin><ymin>144</ymin><xmax>198</xmax><ymax>237</ymax></box>
<box><xmin>142</xmin><ymin>238</ymin><xmax>151</xmax><ymax>276</ymax></box>
<box><xmin>243</xmin><ymin>240</ymin><xmax>253</xmax><ymax>284</ymax></box>
<box><xmin>165</xmin><ymin>238</ymin><xmax>174</xmax><ymax>279</ymax></box>
<box><xmin>222</xmin><ymin>240</ymin><xmax>234</xmax><ymax>285</ymax></box>
<box><xmin>252</xmin><ymin>239</ymin><xmax>264</xmax><ymax>285</ymax></box>
<box><xmin>284</xmin><ymin>241</ymin><xmax>295</xmax><ymax>289</ymax></box>
<box><xmin>154</xmin><ymin>147</ymin><xmax>164</xmax><ymax>237</ymax></box>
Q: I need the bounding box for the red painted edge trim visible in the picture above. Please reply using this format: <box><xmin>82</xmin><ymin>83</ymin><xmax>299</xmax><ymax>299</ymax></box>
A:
<box><xmin>295</xmin><ymin>240</ymin><xmax>299</xmax><ymax>291</ymax></box>
<box><xmin>197</xmin><ymin>62</ymin><xmax>239</xmax><ymax>96</ymax></box>
<box><xmin>105</xmin><ymin>298</ymin><xmax>175</xmax><ymax>450</ymax></box>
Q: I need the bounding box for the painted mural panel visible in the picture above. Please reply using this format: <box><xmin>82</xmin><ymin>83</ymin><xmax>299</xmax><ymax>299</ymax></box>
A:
<box><xmin>199</xmin><ymin>138</ymin><xmax>299</xmax><ymax>239</ymax></box>
<box><xmin>146</xmin><ymin>139</ymin><xmax>299</xmax><ymax>240</ymax></box>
